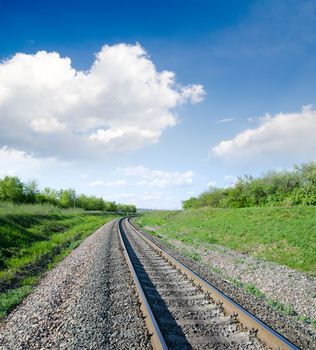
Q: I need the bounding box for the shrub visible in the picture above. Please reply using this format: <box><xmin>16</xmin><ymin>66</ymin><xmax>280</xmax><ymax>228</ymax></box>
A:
<box><xmin>182</xmin><ymin>161</ymin><xmax>316</xmax><ymax>209</ymax></box>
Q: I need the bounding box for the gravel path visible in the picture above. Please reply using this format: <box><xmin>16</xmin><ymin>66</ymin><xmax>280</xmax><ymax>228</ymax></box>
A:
<box><xmin>0</xmin><ymin>219</ymin><xmax>152</xmax><ymax>350</ymax></box>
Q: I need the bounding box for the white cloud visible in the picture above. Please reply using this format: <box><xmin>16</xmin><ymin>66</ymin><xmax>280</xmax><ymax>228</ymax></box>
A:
<box><xmin>180</xmin><ymin>84</ymin><xmax>206</xmax><ymax>104</ymax></box>
<box><xmin>105</xmin><ymin>180</ymin><xmax>128</xmax><ymax>187</ymax></box>
<box><xmin>0</xmin><ymin>146</ymin><xmax>64</xmax><ymax>181</ymax></box>
<box><xmin>87</xmin><ymin>180</ymin><xmax>105</xmax><ymax>186</ymax></box>
<box><xmin>88</xmin><ymin>127</ymin><xmax>161</xmax><ymax>150</ymax></box>
<box><xmin>31</xmin><ymin>117</ymin><xmax>66</xmax><ymax>133</ymax></box>
<box><xmin>0</xmin><ymin>44</ymin><xmax>204</xmax><ymax>159</ymax></box>
<box><xmin>212</xmin><ymin>106</ymin><xmax>316</xmax><ymax>162</ymax></box>
<box><xmin>87</xmin><ymin>179</ymin><xmax>127</xmax><ymax>187</ymax></box>
<box><xmin>117</xmin><ymin>165</ymin><xmax>193</xmax><ymax>188</ymax></box>
<box><xmin>214</xmin><ymin>118</ymin><xmax>234</xmax><ymax>124</ymax></box>
<box><xmin>140</xmin><ymin>192</ymin><xmax>164</xmax><ymax>201</ymax></box>
<box><xmin>111</xmin><ymin>193</ymin><xmax>136</xmax><ymax>200</ymax></box>
<box><xmin>207</xmin><ymin>181</ymin><xmax>217</xmax><ymax>187</ymax></box>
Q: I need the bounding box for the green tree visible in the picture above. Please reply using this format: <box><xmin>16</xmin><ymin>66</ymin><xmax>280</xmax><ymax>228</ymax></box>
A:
<box><xmin>0</xmin><ymin>176</ymin><xmax>25</xmax><ymax>203</ymax></box>
<box><xmin>59</xmin><ymin>189</ymin><xmax>76</xmax><ymax>208</ymax></box>
<box><xmin>38</xmin><ymin>187</ymin><xmax>59</xmax><ymax>206</ymax></box>
<box><xmin>182</xmin><ymin>197</ymin><xmax>199</xmax><ymax>209</ymax></box>
<box><xmin>116</xmin><ymin>204</ymin><xmax>137</xmax><ymax>213</ymax></box>
<box><xmin>104</xmin><ymin>201</ymin><xmax>117</xmax><ymax>212</ymax></box>
<box><xmin>24</xmin><ymin>180</ymin><xmax>39</xmax><ymax>203</ymax></box>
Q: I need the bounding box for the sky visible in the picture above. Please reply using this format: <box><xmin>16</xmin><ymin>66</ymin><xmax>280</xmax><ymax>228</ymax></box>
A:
<box><xmin>1</xmin><ymin>0</ymin><xmax>316</xmax><ymax>209</ymax></box>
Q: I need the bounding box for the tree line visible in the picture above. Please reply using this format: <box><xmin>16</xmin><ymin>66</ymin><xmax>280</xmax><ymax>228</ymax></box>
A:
<box><xmin>183</xmin><ymin>161</ymin><xmax>316</xmax><ymax>209</ymax></box>
<box><xmin>0</xmin><ymin>176</ymin><xmax>136</xmax><ymax>213</ymax></box>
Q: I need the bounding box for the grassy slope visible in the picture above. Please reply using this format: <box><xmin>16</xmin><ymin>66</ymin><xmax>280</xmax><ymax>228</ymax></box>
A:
<box><xmin>135</xmin><ymin>207</ymin><xmax>316</xmax><ymax>274</ymax></box>
<box><xmin>0</xmin><ymin>204</ymin><xmax>118</xmax><ymax>318</ymax></box>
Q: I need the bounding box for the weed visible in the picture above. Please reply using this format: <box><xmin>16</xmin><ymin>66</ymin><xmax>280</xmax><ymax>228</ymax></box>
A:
<box><xmin>211</xmin><ymin>266</ymin><xmax>224</xmax><ymax>276</ymax></box>
<box><xmin>248</xmin><ymin>263</ymin><xmax>259</xmax><ymax>270</ymax></box>
<box><xmin>267</xmin><ymin>300</ymin><xmax>297</xmax><ymax>316</ymax></box>
<box><xmin>244</xmin><ymin>283</ymin><xmax>265</xmax><ymax>299</ymax></box>
<box><xmin>229</xmin><ymin>278</ymin><xmax>244</xmax><ymax>288</ymax></box>
<box><xmin>296</xmin><ymin>314</ymin><xmax>311</xmax><ymax>324</ymax></box>
<box><xmin>234</xmin><ymin>257</ymin><xmax>245</xmax><ymax>265</ymax></box>
<box><xmin>182</xmin><ymin>250</ymin><xmax>201</xmax><ymax>262</ymax></box>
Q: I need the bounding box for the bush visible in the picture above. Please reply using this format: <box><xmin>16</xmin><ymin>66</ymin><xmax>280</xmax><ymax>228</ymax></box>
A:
<box><xmin>182</xmin><ymin>161</ymin><xmax>316</xmax><ymax>209</ymax></box>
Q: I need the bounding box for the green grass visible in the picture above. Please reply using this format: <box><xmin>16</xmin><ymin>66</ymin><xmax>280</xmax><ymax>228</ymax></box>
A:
<box><xmin>0</xmin><ymin>203</ymin><xmax>119</xmax><ymax>319</ymax></box>
<box><xmin>135</xmin><ymin>207</ymin><xmax>316</xmax><ymax>274</ymax></box>
<box><xmin>0</xmin><ymin>286</ymin><xmax>32</xmax><ymax>319</ymax></box>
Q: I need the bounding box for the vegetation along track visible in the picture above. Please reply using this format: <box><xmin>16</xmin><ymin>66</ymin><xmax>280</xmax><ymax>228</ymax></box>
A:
<box><xmin>119</xmin><ymin>218</ymin><xmax>300</xmax><ymax>350</ymax></box>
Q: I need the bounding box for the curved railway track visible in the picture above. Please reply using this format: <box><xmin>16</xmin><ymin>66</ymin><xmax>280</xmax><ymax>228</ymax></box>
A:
<box><xmin>118</xmin><ymin>217</ymin><xmax>300</xmax><ymax>350</ymax></box>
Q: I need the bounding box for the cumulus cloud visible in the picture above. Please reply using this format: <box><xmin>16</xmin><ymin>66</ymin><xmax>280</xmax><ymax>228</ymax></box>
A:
<box><xmin>117</xmin><ymin>165</ymin><xmax>193</xmax><ymax>188</ymax></box>
<box><xmin>0</xmin><ymin>146</ymin><xmax>65</xmax><ymax>180</ymax></box>
<box><xmin>0</xmin><ymin>43</ymin><xmax>205</xmax><ymax>159</ymax></box>
<box><xmin>212</xmin><ymin>106</ymin><xmax>316</xmax><ymax>162</ymax></box>
<box><xmin>180</xmin><ymin>84</ymin><xmax>206</xmax><ymax>104</ymax></box>
<box><xmin>31</xmin><ymin>117</ymin><xmax>66</xmax><ymax>133</ymax></box>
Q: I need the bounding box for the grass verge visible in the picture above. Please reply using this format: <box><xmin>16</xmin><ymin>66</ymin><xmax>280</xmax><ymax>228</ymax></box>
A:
<box><xmin>135</xmin><ymin>207</ymin><xmax>316</xmax><ymax>274</ymax></box>
<box><xmin>0</xmin><ymin>204</ymin><xmax>118</xmax><ymax>319</ymax></box>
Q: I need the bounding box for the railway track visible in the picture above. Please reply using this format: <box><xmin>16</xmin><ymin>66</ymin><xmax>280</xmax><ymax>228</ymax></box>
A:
<box><xmin>118</xmin><ymin>217</ymin><xmax>300</xmax><ymax>350</ymax></box>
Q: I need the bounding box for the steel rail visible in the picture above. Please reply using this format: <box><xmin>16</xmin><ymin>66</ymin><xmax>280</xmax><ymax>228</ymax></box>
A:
<box><xmin>118</xmin><ymin>219</ymin><xmax>168</xmax><ymax>350</ymax></box>
<box><xmin>127</xmin><ymin>217</ymin><xmax>300</xmax><ymax>350</ymax></box>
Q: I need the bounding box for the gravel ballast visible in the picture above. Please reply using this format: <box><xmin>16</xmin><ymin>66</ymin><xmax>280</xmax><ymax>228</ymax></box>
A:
<box><xmin>163</xmin><ymin>237</ymin><xmax>316</xmax><ymax>322</ymax></box>
<box><xmin>133</xmin><ymin>221</ymin><xmax>316</xmax><ymax>350</ymax></box>
<box><xmin>123</xmin><ymin>219</ymin><xmax>268</xmax><ymax>349</ymax></box>
<box><xmin>0</xmin><ymin>219</ymin><xmax>152</xmax><ymax>350</ymax></box>
<box><xmin>202</xmin><ymin>243</ymin><xmax>316</xmax><ymax>320</ymax></box>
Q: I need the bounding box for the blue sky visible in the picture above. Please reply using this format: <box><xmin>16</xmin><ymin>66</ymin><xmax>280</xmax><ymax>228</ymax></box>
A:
<box><xmin>1</xmin><ymin>0</ymin><xmax>316</xmax><ymax>208</ymax></box>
